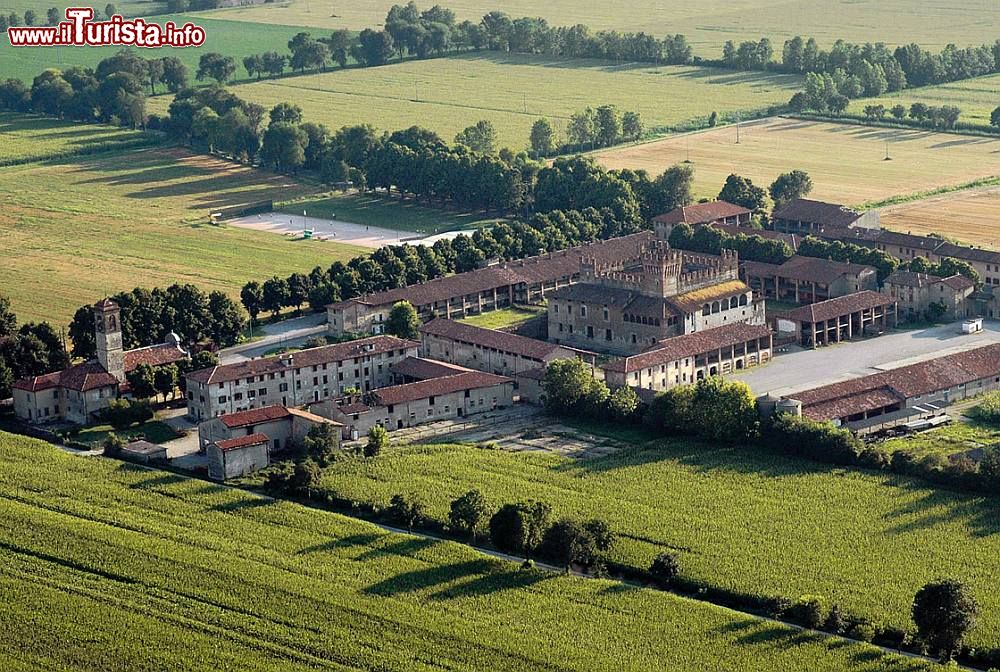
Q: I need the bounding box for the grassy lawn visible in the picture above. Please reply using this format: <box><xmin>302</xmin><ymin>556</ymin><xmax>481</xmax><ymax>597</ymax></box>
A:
<box><xmin>148</xmin><ymin>54</ymin><xmax>802</xmax><ymax>150</ymax></box>
<box><xmin>877</xmin><ymin>417</ymin><xmax>1000</xmax><ymax>461</ymax></box>
<box><xmin>0</xmin><ymin>431</ymin><xmax>936</xmax><ymax>672</ymax></box>
<box><xmin>597</xmin><ymin>117</ymin><xmax>1000</xmax><ymax>205</ymax></box>
<box><xmin>459</xmin><ymin>305</ymin><xmax>546</xmax><ymax>330</ymax></box>
<box><xmin>0</xmin><ymin>15</ymin><xmax>319</xmax><ymax>84</ymax></box>
<box><xmin>847</xmin><ymin>73</ymin><xmax>1000</xmax><ymax>127</ymax></box>
<box><xmin>0</xmin><ymin>138</ymin><xmax>366</xmax><ymax>328</ymax></box>
<box><xmin>0</xmin><ymin>113</ymin><xmax>159</xmax><ymax>165</ymax></box>
<box><xmin>278</xmin><ymin>190</ymin><xmax>502</xmax><ymax>235</ymax></box>
<box><xmin>73</xmin><ymin>419</ymin><xmax>180</xmax><ymax>446</ymax></box>
<box><xmin>203</xmin><ymin>0</ymin><xmax>1000</xmax><ymax>56</ymax></box>
<box><xmin>316</xmin><ymin>437</ymin><xmax>1000</xmax><ymax>649</ymax></box>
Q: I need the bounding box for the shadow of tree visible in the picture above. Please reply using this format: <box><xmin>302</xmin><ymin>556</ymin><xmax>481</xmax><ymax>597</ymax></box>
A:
<box><xmin>354</xmin><ymin>536</ymin><xmax>441</xmax><ymax>562</ymax></box>
<box><xmin>210</xmin><ymin>496</ymin><xmax>273</xmax><ymax>514</ymax></box>
<box><xmin>298</xmin><ymin>532</ymin><xmax>383</xmax><ymax>555</ymax></box>
<box><xmin>363</xmin><ymin>559</ymin><xmax>496</xmax><ymax>597</ymax></box>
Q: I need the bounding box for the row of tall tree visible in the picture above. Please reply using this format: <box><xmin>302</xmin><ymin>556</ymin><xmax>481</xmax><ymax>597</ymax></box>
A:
<box><xmin>0</xmin><ymin>4</ymin><xmax>116</xmax><ymax>30</ymax></box>
<box><xmin>67</xmin><ymin>284</ymin><xmax>245</xmax><ymax>360</ymax></box>
<box><xmin>860</xmin><ymin>102</ymin><xmax>963</xmax><ymax>129</ymax></box>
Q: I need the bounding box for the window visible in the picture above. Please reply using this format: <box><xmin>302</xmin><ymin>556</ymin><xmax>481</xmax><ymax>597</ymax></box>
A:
<box><xmin>580</xmin><ymin>305</ymin><xmax>587</xmax><ymax>317</ymax></box>
<box><xmin>603</xmin><ymin>307</ymin><xmax>609</xmax><ymax>321</ymax></box>
<box><xmin>429</xmin><ymin>396</ymin><xmax>435</xmax><ymax>405</ymax></box>
<box><xmin>279</xmin><ymin>383</ymin><xmax>288</xmax><ymax>392</ymax></box>
<box><xmin>234</xmin><ymin>392</ymin><xmax>243</xmax><ymax>401</ymax></box>
<box><xmin>218</xmin><ymin>395</ymin><xmax>227</xmax><ymax>404</ymax></box>
<box><xmin>247</xmin><ymin>390</ymin><xmax>256</xmax><ymax>399</ymax></box>
<box><xmin>605</xmin><ymin>328</ymin><xmax>612</xmax><ymax>341</ymax></box>
<box><xmin>586</xmin><ymin>326</ymin><xmax>594</xmax><ymax>338</ymax></box>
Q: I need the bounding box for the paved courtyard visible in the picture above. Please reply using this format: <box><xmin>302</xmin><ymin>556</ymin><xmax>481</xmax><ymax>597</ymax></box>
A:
<box><xmin>228</xmin><ymin>212</ymin><xmax>475</xmax><ymax>249</ymax></box>
<box><xmin>732</xmin><ymin>319</ymin><xmax>1000</xmax><ymax>397</ymax></box>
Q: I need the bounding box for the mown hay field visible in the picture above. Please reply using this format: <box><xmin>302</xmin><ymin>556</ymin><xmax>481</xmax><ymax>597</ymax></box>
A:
<box><xmin>316</xmin><ymin>440</ymin><xmax>1000</xmax><ymax>650</ymax></box>
<box><xmin>0</xmin><ymin>15</ymin><xmax>316</xmax><ymax>83</ymax></box>
<box><xmin>148</xmin><ymin>53</ymin><xmax>803</xmax><ymax>151</ymax></box>
<box><xmin>204</xmin><ymin>0</ymin><xmax>1000</xmax><ymax>55</ymax></box>
<box><xmin>0</xmin><ymin>112</ymin><xmax>159</xmax><ymax>165</ymax></box>
<box><xmin>847</xmin><ymin>73</ymin><xmax>1000</xmax><ymax>126</ymax></box>
<box><xmin>880</xmin><ymin>186</ymin><xmax>1000</xmax><ymax>250</ymax></box>
<box><xmin>0</xmin><ymin>432</ymin><xmax>935</xmax><ymax>672</ymax></box>
<box><xmin>596</xmin><ymin>117</ymin><xmax>1000</xmax><ymax>206</ymax></box>
<box><xmin>0</xmin><ymin>141</ymin><xmax>365</xmax><ymax>327</ymax></box>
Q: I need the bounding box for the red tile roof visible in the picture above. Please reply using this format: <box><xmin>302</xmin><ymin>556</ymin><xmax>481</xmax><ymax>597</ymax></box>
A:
<box><xmin>602</xmin><ymin>322</ymin><xmax>773</xmax><ymax>374</ymax></box>
<box><xmin>124</xmin><ymin>342</ymin><xmax>187</xmax><ymax>371</ymax></box>
<box><xmin>743</xmin><ymin>255</ymin><xmax>876</xmax><ymax>285</ymax></box>
<box><xmin>772</xmin><ymin>199</ymin><xmax>863</xmax><ymax>228</ymax></box>
<box><xmin>884</xmin><ymin>271</ymin><xmax>975</xmax><ymax>291</ymax></box>
<box><xmin>390</xmin><ymin>356</ymin><xmax>472</xmax><ymax>381</ymax></box>
<box><xmin>329</xmin><ymin>233</ymin><xmax>653</xmax><ymax>311</ymax></box>
<box><xmin>653</xmin><ymin>201</ymin><xmax>751</xmax><ymax>226</ymax></box>
<box><xmin>420</xmin><ymin>318</ymin><xmax>569</xmax><ymax>361</ymax></box>
<box><xmin>218</xmin><ymin>405</ymin><xmax>291</xmax><ymax>428</ymax></box>
<box><xmin>13</xmin><ymin>361</ymin><xmax>119</xmax><ymax>393</ymax></box>
<box><xmin>372</xmin><ymin>371</ymin><xmax>512</xmax><ymax>406</ymax></box>
<box><xmin>778</xmin><ymin>291</ymin><xmax>895</xmax><ymax>324</ymax></box>
<box><xmin>186</xmin><ymin>335</ymin><xmax>419</xmax><ymax>385</ymax></box>
<box><xmin>215</xmin><ymin>433</ymin><xmax>269</xmax><ymax>451</ymax></box>
<box><xmin>792</xmin><ymin>343</ymin><xmax>1000</xmax><ymax>421</ymax></box>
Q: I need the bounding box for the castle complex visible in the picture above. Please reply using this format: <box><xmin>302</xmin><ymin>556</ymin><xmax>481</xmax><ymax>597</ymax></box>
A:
<box><xmin>547</xmin><ymin>240</ymin><xmax>765</xmax><ymax>355</ymax></box>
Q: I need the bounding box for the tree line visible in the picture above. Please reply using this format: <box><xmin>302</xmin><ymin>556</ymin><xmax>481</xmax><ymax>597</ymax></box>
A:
<box><xmin>0</xmin><ymin>3</ymin><xmax>117</xmax><ymax>30</ymax></box>
<box><xmin>67</xmin><ymin>284</ymin><xmax>245</xmax><ymax>360</ymax></box>
<box><xmin>0</xmin><ymin>50</ymin><xmax>189</xmax><ymax>129</ymax></box>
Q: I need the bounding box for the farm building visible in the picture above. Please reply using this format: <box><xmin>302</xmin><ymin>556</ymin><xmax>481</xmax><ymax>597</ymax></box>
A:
<box><xmin>313</xmin><ymin>371</ymin><xmax>514</xmax><ymax>439</ymax></box>
<box><xmin>547</xmin><ymin>240</ymin><xmax>764</xmax><ymax>355</ymax></box>
<box><xmin>420</xmin><ymin>318</ymin><xmax>596</xmax><ymax>376</ymax></box>
<box><xmin>184</xmin><ymin>335</ymin><xmax>419</xmax><ymax>420</ymax></box>
<box><xmin>652</xmin><ymin>200</ymin><xmax>752</xmax><ymax>240</ymax></box>
<box><xmin>601</xmin><ymin>322</ymin><xmax>773</xmax><ymax>393</ymax></box>
<box><xmin>12</xmin><ymin>299</ymin><xmax>188</xmax><ymax>426</ymax></box>
<box><xmin>784</xmin><ymin>343</ymin><xmax>1000</xmax><ymax>433</ymax></box>
<box><xmin>197</xmin><ymin>404</ymin><xmax>341</xmax><ymax>454</ymax></box>
<box><xmin>771</xmin><ymin>198</ymin><xmax>880</xmax><ymax>234</ymax></box>
<box><xmin>742</xmin><ymin>256</ymin><xmax>878</xmax><ymax>305</ymax></box>
<box><xmin>206</xmin><ymin>434</ymin><xmax>270</xmax><ymax>481</ymax></box>
<box><xmin>772</xmin><ymin>291</ymin><xmax>898</xmax><ymax>348</ymax></box>
<box><xmin>326</xmin><ymin>233</ymin><xmax>653</xmax><ymax>337</ymax></box>
<box><xmin>389</xmin><ymin>356</ymin><xmax>473</xmax><ymax>383</ymax></box>
<box><xmin>881</xmin><ymin>271</ymin><xmax>976</xmax><ymax>322</ymax></box>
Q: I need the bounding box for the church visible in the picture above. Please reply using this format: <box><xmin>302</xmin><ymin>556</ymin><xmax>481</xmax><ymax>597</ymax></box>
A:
<box><xmin>12</xmin><ymin>299</ymin><xmax>188</xmax><ymax>425</ymax></box>
<box><xmin>547</xmin><ymin>240</ymin><xmax>766</xmax><ymax>355</ymax></box>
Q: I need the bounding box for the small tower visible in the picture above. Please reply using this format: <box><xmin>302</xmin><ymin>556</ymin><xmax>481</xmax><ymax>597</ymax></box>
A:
<box><xmin>94</xmin><ymin>298</ymin><xmax>125</xmax><ymax>382</ymax></box>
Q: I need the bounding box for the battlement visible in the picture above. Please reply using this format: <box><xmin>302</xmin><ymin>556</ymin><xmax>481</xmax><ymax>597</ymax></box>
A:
<box><xmin>580</xmin><ymin>241</ymin><xmax>739</xmax><ymax>298</ymax></box>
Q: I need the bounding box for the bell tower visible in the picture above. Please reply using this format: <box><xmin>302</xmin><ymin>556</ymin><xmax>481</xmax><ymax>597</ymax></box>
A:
<box><xmin>94</xmin><ymin>299</ymin><xmax>125</xmax><ymax>381</ymax></box>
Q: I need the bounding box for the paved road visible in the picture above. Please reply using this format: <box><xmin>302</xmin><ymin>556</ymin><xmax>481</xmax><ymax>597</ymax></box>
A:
<box><xmin>229</xmin><ymin>212</ymin><xmax>475</xmax><ymax>249</ymax></box>
<box><xmin>219</xmin><ymin>313</ymin><xmax>327</xmax><ymax>364</ymax></box>
<box><xmin>732</xmin><ymin>320</ymin><xmax>1000</xmax><ymax>397</ymax></box>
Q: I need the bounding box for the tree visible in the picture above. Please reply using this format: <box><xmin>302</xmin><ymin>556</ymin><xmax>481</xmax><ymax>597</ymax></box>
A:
<box><xmin>912</xmin><ymin>579</ymin><xmax>978</xmax><ymax>661</ymax></box>
<box><xmin>365</xmin><ymin>424</ymin><xmax>389</xmax><ymax>458</ymax></box>
<box><xmin>303</xmin><ymin>422</ymin><xmax>341</xmax><ymax>464</ymax></box>
<box><xmin>386</xmin><ymin>300</ymin><xmax>420</xmax><ymax>339</ymax></box>
<box><xmin>102</xmin><ymin>433</ymin><xmax>125</xmax><ymax>456</ymax></box>
<box><xmin>828</xmin><ymin>94</ymin><xmax>849</xmax><ymax>115</ymax></box>
<box><xmin>260</xmin><ymin>122</ymin><xmax>308</xmax><ymax>173</ymax></box>
<box><xmin>46</xmin><ymin>7</ymin><xmax>59</xmax><ymax>25</ymax></box>
<box><xmin>594</xmin><ymin>104</ymin><xmax>622</xmax><ymax>147</ymax></box>
<box><xmin>325</xmin><ymin>29</ymin><xmax>353</xmax><ymax>67</ymax></box>
<box><xmin>387</xmin><ymin>493</ymin><xmax>426</xmax><ymax>531</ymax></box>
<box><xmin>991</xmin><ymin>105</ymin><xmax>1000</xmax><ymax>128</ymax></box>
<box><xmin>127</xmin><ymin>363</ymin><xmax>157</xmax><ymax>399</ymax></box>
<box><xmin>454</xmin><ymin>119</ymin><xmax>497</xmax><ymax>154</ymax></box>
<box><xmin>621</xmin><ymin>110</ymin><xmax>643</xmax><ymax>141</ymax></box>
<box><xmin>104</xmin><ymin>3</ymin><xmax>117</xmax><ymax>16</ymax></box>
<box><xmin>540</xmin><ymin>517</ymin><xmax>615</xmax><ymax>572</ymax></box>
<box><xmin>153</xmin><ymin>363</ymin><xmax>178</xmax><ymax>400</ymax></box>
<box><xmin>261</xmin><ymin>276</ymin><xmax>289</xmax><ymax>317</ymax></box>
<box><xmin>489</xmin><ymin>500</ymin><xmax>551</xmax><ymax>558</ymax></box>
<box><xmin>890</xmin><ymin>104</ymin><xmax>907</xmax><ymax>120</ymax></box>
<box><xmin>308</xmin><ymin>282</ymin><xmax>339</xmax><ymax>313</ymax></box>
<box><xmin>240</xmin><ymin>281</ymin><xmax>264</xmax><ymax>323</ymax></box>
<box><xmin>608</xmin><ymin>385</ymin><xmax>639</xmax><ymax>421</ymax></box>
<box><xmin>649</xmin><ymin>552</ymin><xmax>680</xmax><ymax>587</ymax></box>
<box><xmin>449</xmin><ymin>489</ymin><xmax>489</xmax><ymax>540</ymax></box>
<box><xmin>351</xmin><ymin>28</ymin><xmax>394</xmax><ymax>66</ymax></box>
<box><xmin>261</xmin><ymin>51</ymin><xmax>287</xmax><ymax>77</ymax></box>
<box><xmin>542</xmin><ymin>358</ymin><xmax>607</xmax><ymax>417</ymax></box>
<box><xmin>529</xmin><ymin>118</ymin><xmax>556</xmax><ymax>156</ymax></box>
<box><xmin>0</xmin><ymin>360</ymin><xmax>12</xmax><ymax>399</ymax></box>
<box><xmin>0</xmin><ymin>294</ymin><xmax>16</xmax><ymax>338</ymax></box>
<box><xmin>768</xmin><ymin>170</ymin><xmax>813</xmax><ymax>210</ymax></box>
<box><xmin>196</xmin><ymin>53</ymin><xmax>236</xmax><ymax>84</ymax></box>
<box><xmin>23</xmin><ymin>9</ymin><xmax>36</xmax><ymax>25</ymax></box>
<box><xmin>718</xmin><ymin>173</ymin><xmax>767</xmax><ymax>214</ymax></box>
<box><xmin>567</xmin><ymin>107</ymin><xmax>596</xmax><ymax>146</ymax></box>
<box><xmin>160</xmin><ymin>57</ymin><xmax>188</xmax><ymax>92</ymax></box>
<box><xmin>243</xmin><ymin>54</ymin><xmax>264</xmax><ymax>80</ymax></box>
<box><xmin>290</xmin><ymin>458</ymin><xmax>321</xmax><ymax>495</ymax></box>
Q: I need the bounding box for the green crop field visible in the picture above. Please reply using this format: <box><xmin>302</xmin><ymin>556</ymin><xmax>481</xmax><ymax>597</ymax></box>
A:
<box><xmin>278</xmin><ymin>190</ymin><xmax>502</xmax><ymax>235</ymax></box>
<box><xmin>0</xmin><ymin>15</ymin><xmax>316</xmax><ymax>83</ymax></box>
<box><xmin>0</xmin><ymin>112</ymin><xmax>160</xmax><ymax>164</ymax></box>
<box><xmin>0</xmin><ymin>432</ymin><xmax>935</xmax><ymax>672</ymax></box>
<box><xmin>597</xmin><ymin>117</ymin><xmax>1000</xmax><ymax>206</ymax></box>
<box><xmin>0</xmin><ymin>0</ymin><xmax>162</xmax><ymax>18</ymax></box>
<box><xmin>147</xmin><ymin>53</ymin><xmax>803</xmax><ymax>151</ymax></box>
<box><xmin>204</xmin><ymin>0</ymin><xmax>1000</xmax><ymax>56</ymax></box>
<box><xmin>0</xmin><ymin>135</ymin><xmax>365</xmax><ymax>327</ymax></box>
<box><xmin>315</xmin><ymin>439</ymin><xmax>1000</xmax><ymax>649</ymax></box>
<box><xmin>847</xmin><ymin>73</ymin><xmax>1000</xmax><ymax>126</ymax></box>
